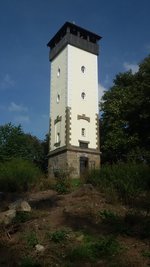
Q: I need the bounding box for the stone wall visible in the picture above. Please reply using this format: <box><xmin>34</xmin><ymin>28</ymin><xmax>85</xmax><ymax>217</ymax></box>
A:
<box><xmin>48</xmin><ymin>149</ymin><xmax>100</xmax><ymax>178</ymax></box>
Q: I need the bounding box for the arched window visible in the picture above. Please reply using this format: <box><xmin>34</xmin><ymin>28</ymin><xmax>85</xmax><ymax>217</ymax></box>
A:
<box><xmin>81</xmin><ymin>65</ymin><xmax>86</xmax><ymax>73</ymax></box>
<box><xmin>57</xmin><ymin>67</ymin><xmax>60</xmax><ymax>77</ymax></box>
<box><xmin>81</xmin><ymin>92</ymin><xmax>86</xmax><ymax>99</ymax></box>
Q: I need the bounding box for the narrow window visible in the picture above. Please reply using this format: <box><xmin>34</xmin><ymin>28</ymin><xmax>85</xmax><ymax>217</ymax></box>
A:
<box><xmin>81</xmin><ymin>128</ymin><xmax>85</xmax><ymax>136</ymax></box>
<box><xmin>81</xmin><ymin>92</ymin><xmax>86</xmax><ymax>99</ymax></box>
<box><xmin>57</xmin><ymin>94</ymin><xmax>60</xmax><ymax>103</ymax></box>
<box><xmin>56</xmin><ymin>132</ymin><xmax>60</xmax><ymax>143</ymax></box>
<box><xmin>81</xmin><ymin>66</ymin><xmax>86</xmax><ymax>73</ymax></box>
<box><xmin>57</xmin><ymin>67</ymin><xmax>60</xmax><ymax>77</ymax></box>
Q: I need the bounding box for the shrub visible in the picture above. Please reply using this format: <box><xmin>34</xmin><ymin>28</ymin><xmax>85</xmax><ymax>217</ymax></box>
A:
<box><xmin>70</xmin><ymin>178</ymin><xmax>82</xmax><ymax>191</ymax></box>
<box><xmin>86</xmin><ymin>163</ymin><xmax>150</xmax><ymax>204</ymax></box>
<box><xmin>91</xmin><ymin>236</ymin><xmax>121</xmax><ymax>258</ymax></box>
<box><xmin>24</xmin><ymin>231</ymin><xmax>38</xmax><ymax>248</ymax></box>
<box><xmin>98</xmin><ymin>210</ymin><xmax>130</xmax><ymax>235</ymax></box>
<box><xmin>0</xmin><ymin>158</ymin><xmax>41</xmax><ymax>192</ymax></box>
<box><xmin>99</xmin><ymin>209</ymin><xmax>118</xmax><ymax>220</ymax></box>
<box><xmin>54</xmin><ymin>178</ymin><xmax>70</xmax><ymax>194</ymax></box>
<box><xmin>68</xmin><ymin>235</ymin><xmax>121</xmax><ymax>262</ymax></box>
<box><xmin>68</xmin><ymin>243</ymin><xmax>95</xmax><ymax>262</ymax></box>
<box><xmin>48</xmin><ymin>229</ymin><xmax>68</xmax><ymax>243</ymax></box>
<box><xmin>13</xmin><ymin>211</ymin><xmax>32</xmax><ymax>224</ymax></box>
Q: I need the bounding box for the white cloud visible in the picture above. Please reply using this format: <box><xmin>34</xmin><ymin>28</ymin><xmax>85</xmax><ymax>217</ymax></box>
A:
<box><xmin>123</xmin><ymin>62</ymin><xmax>139</xmax><ymax>74</ymax></box>
<box><xmin>8</xmin><ymin>102</ymin><xmax>28</xmax><ymax>112</ymax></box>
<box><xmin>14</xmin><ymin>115</ymin><xmax>30</xmax><ymax>123</ymax></box>
<box><xmin>0</xmin><ymin>74</ymin><xmax>15</xmax><ymax>90</ymax></box>
<box><xmin>98</xmin><ymin>83</ymin><xmax>107</xmax><ymax>101</ymax></box>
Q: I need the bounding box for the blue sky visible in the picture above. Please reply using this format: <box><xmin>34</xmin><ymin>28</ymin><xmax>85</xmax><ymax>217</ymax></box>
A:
<box><xmin>0</xmin><ymin>0</ymin><xmax>149</xmax><ymax>140</ymax></box>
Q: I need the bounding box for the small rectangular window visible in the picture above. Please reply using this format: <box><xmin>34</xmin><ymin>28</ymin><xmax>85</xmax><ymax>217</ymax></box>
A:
<box><xmin>79</xmin><ymin>141</ymin><xmax>88</xmax><ymax>148</ymax></box>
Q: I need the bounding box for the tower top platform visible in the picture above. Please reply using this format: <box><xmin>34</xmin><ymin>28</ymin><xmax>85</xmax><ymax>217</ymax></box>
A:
<box><xmin>47</xmin><ymin>21</ymin><xmax>102</xmax><ymax>61</ymax></box>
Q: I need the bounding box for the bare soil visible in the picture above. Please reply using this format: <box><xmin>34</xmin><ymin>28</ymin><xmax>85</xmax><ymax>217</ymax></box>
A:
<box><xmin>0</xmin><ymin>185</ymin><xmax>149</xmax><ymax>267</ymax></box>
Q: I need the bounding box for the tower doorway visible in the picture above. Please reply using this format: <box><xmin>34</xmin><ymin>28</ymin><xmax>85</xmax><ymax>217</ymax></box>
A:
<box><xmin>80</xmin><ymin>156</ymin><xmax>89</xmax><ymax>175</ymax></box>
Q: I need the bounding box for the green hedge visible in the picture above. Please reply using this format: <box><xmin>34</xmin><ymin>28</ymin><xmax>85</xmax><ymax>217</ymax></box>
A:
<box><xmin>0</xmin><ymin>158</ymin><xmax>41</xmax><ymax>192</ymax></box>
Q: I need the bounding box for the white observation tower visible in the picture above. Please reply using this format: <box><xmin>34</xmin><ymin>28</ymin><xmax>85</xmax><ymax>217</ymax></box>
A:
<box><xmin>47</xmin><ymin>22</ymin><xmax>101</xmax><ymax>177</ymax></box>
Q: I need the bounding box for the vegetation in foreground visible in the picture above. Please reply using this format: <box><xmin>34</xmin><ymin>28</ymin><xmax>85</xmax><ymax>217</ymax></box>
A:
<box><xmin>86</xmin><ymin>162</ymin><xmax>150</xmax><ymax>205</ymax></box>
<box><xmin>0</xmin><ymin>162</ymin><xmax>150</xmax><ymax>267</ymax></box>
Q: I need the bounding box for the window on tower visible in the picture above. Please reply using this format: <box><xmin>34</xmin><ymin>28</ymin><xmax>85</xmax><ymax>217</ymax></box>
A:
<box><xmin>56</xmin><ymin>132</ymin><xmax>60</xmax><ymax>143</ymax></box>
<box><xmin>81</xmin><ymin>92</ymin><xmax>86</xmax><ymax>99</ymax></box>
<box><xmin>57</xmin><ymin>94</ymin><xmax>60</xmax><ymax>103</ymax></box>
<box><xmin>81</xmin><ymin>66</ymin><xmax>86</xmax><ymax>73</ymax></box>
<box><xmin>79</xmin><ymin>141</ymin><xmax>89</xmax><ymax>148</ymax></box>
<box><xmin>81</xmin><ymin>128</ymin><xmax>85</xmax><ymax>136</ymax></box>
<box><xmin>57</xmin><ymin>67</ymin><xmax>60</xmax><ymax>77</ymax></box>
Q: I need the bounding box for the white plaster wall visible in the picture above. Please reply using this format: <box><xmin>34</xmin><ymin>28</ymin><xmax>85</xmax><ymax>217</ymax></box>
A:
<box><xmin>67</xmin><ymin>45</ymin><xmax>99</xmax><ymax>149</ymax></box>
<box><xmin>50</xmin><ymin>47</ymin><xmax>68</xmax><ymax>151</ymax></box>
<box><xmin>50</xmin><ymin>44</ymin><xmax>99</xmax><ymax>151</ymax></box>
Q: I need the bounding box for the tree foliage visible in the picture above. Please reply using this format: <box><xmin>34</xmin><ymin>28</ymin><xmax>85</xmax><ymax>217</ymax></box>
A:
<box><xmin>0</xmin><ymin>122</ymin><xmax>48</xmax><ymax>171</ymax></box>
<box><xmin>100</xmin><ymin>55</ymin><xmax>150</xmax><ymax>163</ymax></box>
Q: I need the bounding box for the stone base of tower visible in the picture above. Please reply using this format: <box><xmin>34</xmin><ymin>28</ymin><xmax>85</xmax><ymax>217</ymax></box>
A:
<box><xmin>48</xmin><ymin>147</ymin><xmax>100</xmax><ymax>178</ymax></box>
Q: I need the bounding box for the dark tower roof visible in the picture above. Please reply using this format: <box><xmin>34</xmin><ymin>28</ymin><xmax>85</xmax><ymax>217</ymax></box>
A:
<box><xmin>47</xmin><ymin>22</ymin><xmax>102</xmax><ymax>61</ymax></box>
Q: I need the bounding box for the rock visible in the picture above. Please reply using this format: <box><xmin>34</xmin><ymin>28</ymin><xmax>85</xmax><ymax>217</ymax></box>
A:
<box><xmin>0</xmin><ymin>209</ymin><xmax>16</xmax><ymax>225</ymax></box>
<box><xmin>35</xmin><ymin>244</ymin><xmax>45</xmax><ymax>252</ymax></box>
<box><xmin>9</xmin><ymin>200</ymin><xmax>31</xmax><ymax>212</ymax></box>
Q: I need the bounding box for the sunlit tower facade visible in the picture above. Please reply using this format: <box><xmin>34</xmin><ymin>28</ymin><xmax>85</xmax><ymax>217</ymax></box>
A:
<box><xmin>47</xmin><ymin>22</ymin><xmax>101</xmax><ymax>177</ymax></box>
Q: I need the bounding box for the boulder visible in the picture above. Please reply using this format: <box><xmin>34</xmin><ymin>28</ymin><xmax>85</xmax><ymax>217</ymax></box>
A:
<box><xmin>0</xmin><ymin>209</ymin><xmax>16</xmax><ymax>225</ymax></box>
<box><xmin>35</xmin><ymin>244</ymin><xmax>45</xmax><ymax>252</ymax></box>
<box><xmin>9</xmin><ymin>200</ymin><xmax>31</xmax><ymax>212</ymax></box>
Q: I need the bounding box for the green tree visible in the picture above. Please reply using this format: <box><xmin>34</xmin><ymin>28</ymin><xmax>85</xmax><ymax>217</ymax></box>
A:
<box><xmin>0</xmin><ymin>123</ymin><xmax>46</xmax><ymax>169</ymax></box>
<box><xmin>100</xmin><ymin>55</ymin><xmax>150</xmax><ymax>163</ymax></box>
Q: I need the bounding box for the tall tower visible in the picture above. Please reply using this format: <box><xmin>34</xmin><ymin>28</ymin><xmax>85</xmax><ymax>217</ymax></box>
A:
<box><xmin>47</xmin><ymin>22</ymin><xmax>101</xmax><ymax>177</ymax></box>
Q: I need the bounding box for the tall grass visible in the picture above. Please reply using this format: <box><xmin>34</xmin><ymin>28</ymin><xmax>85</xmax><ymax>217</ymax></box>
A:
<box><xmin>0</xmin><ymin>158</ymin><xmax>41</xmax><ymax>192</ymax></box>
<box><xmin>86</xmin><ymin>163</ymin><xmax>150</xmax><ymax>204</ymax></box>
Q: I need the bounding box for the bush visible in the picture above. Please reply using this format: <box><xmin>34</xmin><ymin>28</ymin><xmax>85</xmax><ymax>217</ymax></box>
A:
<box><xmin>68</xmin><ymin>235</ymin><xmax>121</xmax><ymax>262</ymax></box>
<box><xmin>68</xmin><ymin>243</ymin><xmax>94</xmax><ymax>262</ymax></box>
<box><xmin>12</xmin><ymin>211</ymin><xmax>32</xmax><ymax>224</ymax></box>
<box><xmin>48</xmin><ymin>229</ymin><xmax>68</xmax><ymax>243</ymax></box>
<box><xmin>54</xmin><ymin>178</ymin><xmax>70</xmax><ymax>194</ymax></box>
<box><xmin>86</xmin><ymin>163</ymin><xmax>150</xmax><ymax>204</ymax></box>
<box><xmin>91</xmin><ymin>236</ymin><xmax>121</xmax><ymax>258</ymax></box>
<box><xmin>98</xmin><ymin>209</ymin><xmax>131</xmax><ymax>235</ymax></box>
<box><xmin>24</xmin><ymin>231</ymin><xmax>38</xmax><ymax>248</ymax></box>
<box><xmin>0</xmin><ymin>158</ymin><xmax>41</xmax><ymax>192</ymax></box>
